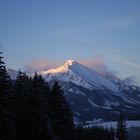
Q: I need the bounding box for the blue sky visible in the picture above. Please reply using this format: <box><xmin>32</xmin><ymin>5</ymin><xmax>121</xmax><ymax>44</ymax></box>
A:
<box><xmin>0</xmin><ymin>0</ymin><xmax>140</xmax><ymax>83</ymax></box>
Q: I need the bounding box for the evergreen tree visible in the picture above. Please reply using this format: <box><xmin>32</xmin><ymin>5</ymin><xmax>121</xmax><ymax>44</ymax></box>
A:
<box><xmin>50</xmin><ymin>81</ymin><xmax>74</xmax><ymax>139</ymax></box>
<box><xmin>110</xmin><ymin>127</ymin><xmax>115</xmax><ymax>140</ymax></box>
<box><xmin>116</xmin><ymin>113</ymin><xmax>127</xmax><ymax>140</ymax></box>
<box><xmin>32</xmin><ymin>73</ymin><xmax>53</xmax><ymax>140</ymax></box>
<box><xmin>0</xmin><ymin>52</ymin><xmax>16</xmax><ymax>140</ymax></box>
<box><xmin>15</xmin><ymin>71</ymin><xmax>53</xmax><ymax>140</ymax></box>
<box><xmin>15</xmin><ymin>71</ymin><xmax>35</xmax><ymax>140</ymax></box>
<box><xmin>39</xmin><ymin>76</ymin><xmax>54</xmax><ymax>140</ymax></box>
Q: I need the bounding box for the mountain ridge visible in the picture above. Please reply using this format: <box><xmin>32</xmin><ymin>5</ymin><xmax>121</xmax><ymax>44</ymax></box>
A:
<box><xmin>41</xmin><ymin>60</ymin><xmax>121</xmax><ymax>92</ymax></box>
<box><xmin>40</xmin><ymin>60</ymin><xmax>140</xmax><ymax>121</ymax></box>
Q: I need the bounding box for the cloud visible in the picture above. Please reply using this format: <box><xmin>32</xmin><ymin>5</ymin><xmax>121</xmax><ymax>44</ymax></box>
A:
<box><xmin>118</xmin><ymin>59</ymin><xmax>140</xmax><ymax>69</ymax></box>
<box><xmin>25</xmin><ymin>59</ymin><xmax>63</xmax><ymax>74</ymax></box>
<box><xmin>78</xmin><ymin>56</ymin><xmax>118</xmax><ymax>80</ymax></box>
<box><xmin>79</xmin><ymin>56</ymin><xmax>109</xmax><ymax>73</ymax></box>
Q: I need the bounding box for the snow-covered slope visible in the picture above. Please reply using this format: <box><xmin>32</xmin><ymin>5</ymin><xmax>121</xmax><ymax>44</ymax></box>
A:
<box><xmin>41</xmin><ymin>60</ymin><xmax>140</xmax><ymax>121</ymax></box>
<box><xmin>84</xmin><ymin>120</ymin><xmax>140</xmax><ymax>129</ymax></box>
<box><xmin>41</xmin><ymin>60</ymin><xmax>119</xmax><ymax>92</ymax></box>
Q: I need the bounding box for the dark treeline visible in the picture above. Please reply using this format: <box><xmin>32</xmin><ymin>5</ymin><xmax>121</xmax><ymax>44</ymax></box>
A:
<box><xmin>0</xmin><ymin>53</ymin><xmax>123</xmax><ymax>140</ymax></box>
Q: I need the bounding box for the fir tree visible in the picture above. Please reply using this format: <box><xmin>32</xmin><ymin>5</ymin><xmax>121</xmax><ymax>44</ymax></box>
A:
<box><xmin>0</xmin><ymin>52</ymin><xmax>16</xmax><ymax>140</ymax></box>
<box><xmin>39</xmin><ymin>76</ymin><xmax>54</xmax><ymax>140</ymax></box>
<box><xmin>116</xmin><ymin>113</ymin><xmax>127</xmax><ymax>140</ymax></box>
<box><xmin>15</xmin><ymin>72</ymin><xmax>53</xmax><ymax>140</ymax></box>
<box><xmin>32</xmin><ymin>73</ymin><xmax>53</xmax><ymax>140</ymax></box>
<box><xmin>50</xmin><ymin>81</ymin><xmax>74</xmax><ymax>139</ymax></box>
<box><xmin>15</xmin><ymin>71</ymin><xmax>35</xmax><ymax>140</ymax></box>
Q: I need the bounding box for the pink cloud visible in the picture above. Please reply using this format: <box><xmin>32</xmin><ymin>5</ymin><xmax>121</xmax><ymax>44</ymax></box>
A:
<box><xmin>79</xmin><ymin>56</ymin><xmax>109</xmax><ymax>73</ymax></box>
<box><xmin>25</xmin><ymin>59</ymin><xmax>63</xmax><ymax>73</ymax></box>
<box><xmin>79</xmin><ymin>56</ymin><xmax>117</xmax><ymax>79</ymax></box>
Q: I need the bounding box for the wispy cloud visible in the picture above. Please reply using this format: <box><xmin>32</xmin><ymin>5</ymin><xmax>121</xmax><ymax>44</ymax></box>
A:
<box><xmin>79</xmin><ymin>56</ymin><xmax>117</xmax><ymax>77</ymax></box>
<box><xmin>25</xmin><ymin>59</ymin><xmax>63</xmax><ymax>74</ymax></box>
<box><xmin>118</xmin><ymin>59</ymin><xmax>140</xmax><ymax>69</ymax></box>
<box><xmin>79</xmin><ymin>56</ymin><xmax>109</xmax><ymax>73</ymax></box>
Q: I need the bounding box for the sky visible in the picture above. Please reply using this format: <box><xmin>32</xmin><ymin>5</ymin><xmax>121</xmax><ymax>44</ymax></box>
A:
<box><xmin>0</xmin><ymin>0</ymin><xmax>140</xmax><ymax>84</ymax></box>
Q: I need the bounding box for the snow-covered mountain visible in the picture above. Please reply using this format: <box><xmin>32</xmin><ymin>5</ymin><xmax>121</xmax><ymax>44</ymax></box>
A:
<box><xmin>41</xmin><ymin>60</ymin><xmax>120</xmax><ymax>92</ymax></box>
<box><xmin>41</xmin><ymin>60</ymin><xmax>140</xmax><ymax>121</ymax></box>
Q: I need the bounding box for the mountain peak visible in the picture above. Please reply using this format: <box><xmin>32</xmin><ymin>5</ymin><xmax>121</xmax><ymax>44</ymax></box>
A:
<box><xmin>64</xmin><ymin>59</ymin><xmax>76</xmax><ymax>66</ymax></box>
<box><xmin>40</xmin><ymin>59</ymin><xmax>77</xmax><ymax>75</ymax></box>
<box><xmin>42</xmin><ymin>59</ymin><xmax>120</xmax><ymax>92</ymax></box>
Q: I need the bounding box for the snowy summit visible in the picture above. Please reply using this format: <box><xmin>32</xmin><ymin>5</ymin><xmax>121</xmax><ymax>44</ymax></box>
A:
<box><xmin>41</xmin><ymin>59</ymin><xmax>119</xmax><ymax>92</ymax></box>
<box><xmin>41</xmin><ymin>59</ymin><xmax>75</xmax><ymax>74</ymax></box>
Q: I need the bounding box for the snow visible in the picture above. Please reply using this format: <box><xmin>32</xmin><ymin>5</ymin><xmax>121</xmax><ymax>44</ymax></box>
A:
<box><xmin>41</xmin><ymin>60</ymin><xmax>120</xmax><ymax>93</ymax></box>
<box><xmin>84</xmin><ymin>120</ymin><xmax>140</xmax><ymax>129</ymax></box>
<box><xmin>69</xmin><ymin>88</ymin><xmax>74</xmax><ymax>92</ymax></box>
<box><xmin>73</xmin><ymin>111</ymin><xmax>81</xmax><ymax>116</ymax></box>
<box><xmin>125</xmin><ymin>105</ymin><xmax>133</xmax><ymax>108</ymax></box>
<box><xmin>43</xmin><ymin>68</ymin><xmax>94</xmax><ymax>90</ymax></box>
<box><xmin>40</xmin><ymin>59</ymin><xmax>140</xmax><ymax>111</ymax></box>
<box><xmin>69</xmin><ymin>60</ymin><xmax>119</xmax><ymax>92</ymax></box>
<box><xmin>73</xmin><ymin>89</ymin><xmax>86</xmax><ymax>97</ymax></box>
<box><xmin>121</xmin><ymin>96</ymin><xmax>137</xmax><ymax>105</ymax></box>
<box><xmin>79</xmin><ymin>92</ymin><xmax>86</xmax><ymax>97</ymax></box>
<box><xmin>86</xmin><ymin>119</ymin><xmax>104</xmax><ymax>124</ymax></box>
<box><xmin>41</xmin><ymin>59</ymin><xmax>74</xmax><ymax>74</ymax></box>
<box><xmin>70</xmin><ymin>101</ymin><xmax>74</xmax><ymax>105</ymax></box>
<box><xmin>87</xmin><ymin>99</ymin><xmax>100</xmax><ymax>108</ymax></box>
<box><xmin>101</xmin><ymin>106</ymin><xmax>112</xmax><ymax>110</ymax></box>
<box><xmin>104</xmin><ymin>100</ymin><xmax>120</xmax><ymax>108</ymax></box>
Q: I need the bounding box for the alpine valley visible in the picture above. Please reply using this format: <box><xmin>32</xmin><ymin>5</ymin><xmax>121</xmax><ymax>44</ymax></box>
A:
<box><xmin>9</xmin><ymin>60</ymin><xmax>140</xmax><ymax>122</ymax></box>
